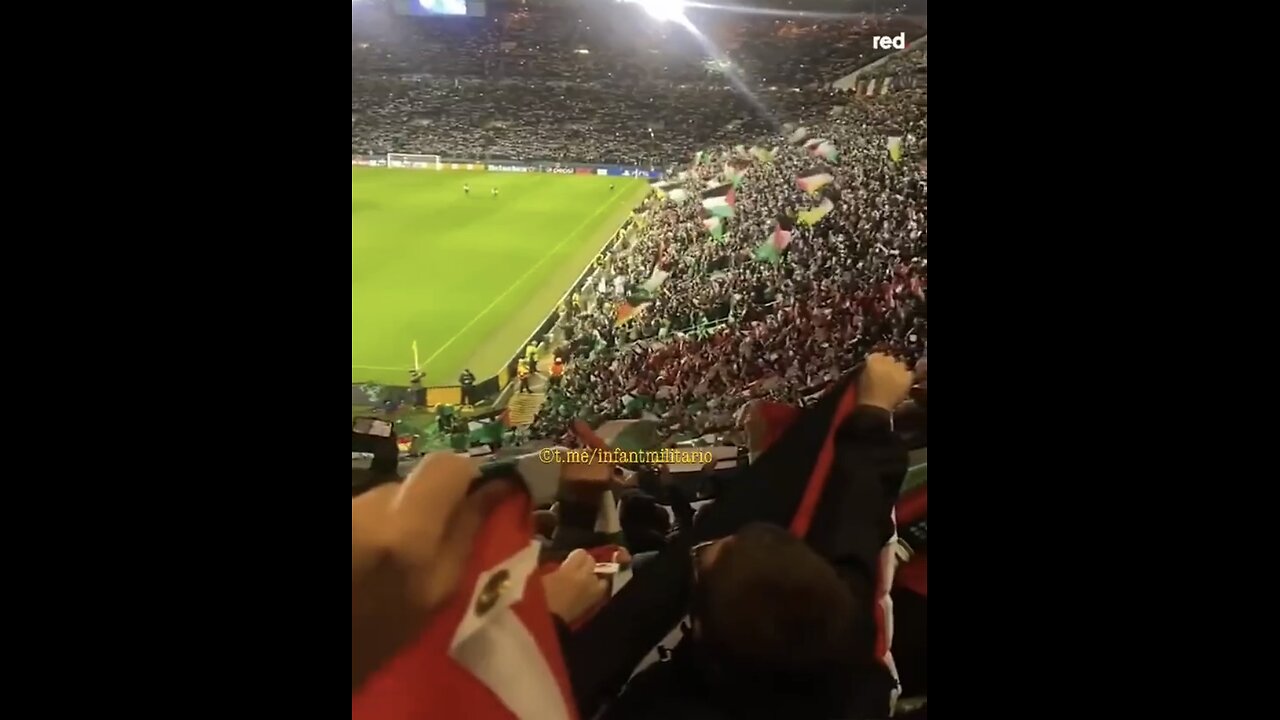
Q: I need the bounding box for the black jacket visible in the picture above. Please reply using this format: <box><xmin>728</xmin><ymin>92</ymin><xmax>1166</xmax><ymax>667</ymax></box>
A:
<box><xmin>558</xmin><ymin>372</ymin><xmax>908</xmax><ymax>719</ymax></box>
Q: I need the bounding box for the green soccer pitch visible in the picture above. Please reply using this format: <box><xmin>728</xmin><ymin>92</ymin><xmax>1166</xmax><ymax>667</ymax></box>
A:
<box><xmin>352</xmin><ymin>167</ymin><xmax>649</xmax><ymax>387</ymax></box>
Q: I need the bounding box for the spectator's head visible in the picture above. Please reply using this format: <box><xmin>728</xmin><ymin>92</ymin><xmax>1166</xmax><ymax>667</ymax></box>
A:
<box><xmin>619</xmin><ymin>493</ymin><xmax>671</xmax><ymax>553</ymax></box>
<box><xmin>691</xmin><ymin>522</ymin><xmax>872</xmax><ymax>715</ymax></box>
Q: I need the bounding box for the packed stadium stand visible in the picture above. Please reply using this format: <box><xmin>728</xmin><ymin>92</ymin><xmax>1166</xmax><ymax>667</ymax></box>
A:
<box><xmin>352</xmin><ymin>0</ymin><xmax>925</xmax><ymax>164</ymax></box>
<box><xmin>352</xmin><ymin>2</ymin><xmax>927</xmax><ymax>717</ymax></box>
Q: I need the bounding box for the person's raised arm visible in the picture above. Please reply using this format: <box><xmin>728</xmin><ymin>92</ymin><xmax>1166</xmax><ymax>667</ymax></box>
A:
<box><xmin>351</xmin><ymin>453</ymin><xmax>503</xmax><ymax>693</ymax></box>
<box><xmin>809</xmin><ymin>354</ymin><xmax>912</xmax><ymax>590</ymax></box>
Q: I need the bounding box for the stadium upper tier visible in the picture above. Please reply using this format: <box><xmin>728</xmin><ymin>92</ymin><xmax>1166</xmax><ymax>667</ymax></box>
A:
<box><xmin>351</xmin><ymin>80</ymin><xmax>846</xmax><ymax>165</ymax></box>
<box><xmin>353</xmin><ymin>2</ymin><xmax>923</xmax><ymax>165</ymax></box>
<box><xmin>352</xmin><ymin>2</ymin><xmax>923</xmax><ymax>85</ymax></box>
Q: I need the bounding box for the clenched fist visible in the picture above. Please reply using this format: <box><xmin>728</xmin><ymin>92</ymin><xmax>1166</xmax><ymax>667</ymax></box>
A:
<box><xmin>857</xmin><ymin>353</ymin><xmax>915</xmax><ymax>412</ymax></box>
<box><xmin>542</xmin><ymin>548</ymin><xmax>609</xmax><ymax>624</ymax></box>
<box><xmin>352</xmin><ymin>453</ymin><xmax>506</xmax><ymax>692</ymax></box>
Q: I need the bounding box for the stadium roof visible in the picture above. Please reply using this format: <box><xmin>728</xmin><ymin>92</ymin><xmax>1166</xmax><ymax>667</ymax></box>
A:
<box><xmin>524</xmin><ymin>0</ymin><xmax>927</xmax><ymax>12</ymax></box>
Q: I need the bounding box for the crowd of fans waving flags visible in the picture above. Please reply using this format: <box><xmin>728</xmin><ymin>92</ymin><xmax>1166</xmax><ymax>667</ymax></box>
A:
<box><xmin>531</xmin><ymin>81</ymin><xmax>928</xmax><ymax>446</ymax></box>
<box><xmin>634</xmin><ymin>121</ymin><xmax>908</xmax><ymax>294</ymax></box>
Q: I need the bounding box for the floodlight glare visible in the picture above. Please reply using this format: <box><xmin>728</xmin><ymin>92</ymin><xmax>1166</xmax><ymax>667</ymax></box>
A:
<box><xmin>634</xmin><ymin>0</ymin><xmax>687</xmax><ymax>23</ymax></box>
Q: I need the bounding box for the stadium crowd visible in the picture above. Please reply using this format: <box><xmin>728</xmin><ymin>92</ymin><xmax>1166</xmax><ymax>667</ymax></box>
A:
<box><xmin>531</xmin><ymin>76</ymin><xmax>927</xmax><ymax>443</ymax></box>
<box><xmin>352</xmin><ymin>0</ymin><xmax>923</xmax><ymax>165</ymax></box>
<box><xmin>354</xmin><ymin>354</ymin><xmax>928</xmax><ymax>719</ymax></box>
<box><xmin>352</xmin><ymin>6</ymin><xmax>927</xmax><ymax>718</ymax></box>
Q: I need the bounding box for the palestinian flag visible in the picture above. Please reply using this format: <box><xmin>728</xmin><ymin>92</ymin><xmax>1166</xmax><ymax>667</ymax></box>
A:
<box><xmin>701</xmin><ymin>183</ymin><xmax>736</xmax><ymax>218</ymax></box>
<box><xmin>690</xmin><ymin>370</ymin><xmax>907</xmax><ymax>715</ymax></box>
<box><xmin>773</xmin><ymin>214</ymin><xmax>795</xmax><ymax>252</ymax></box>
<box><xmin>749</xmin><ymin>145</ymin><xmax>775</xmax><ymax>163</ymax></box>
<box><xmin>787</xmin><ymin>126</ymin><xmax>811</xmax><ymax>145</ymax></box>
<box><xmin>616</xmin><ymin>301</ymin><xmax>649</xmax><ymax>325</ymax></box>
<box><xmin>702</xmin><ymin>214</ymin><xmax>725</xmax><ymax>240</ymax></box>
<box><xmin>797</xmin><ymin>196</ymin><xmax>835</xmax><ymax>226</ymax></box>
<box><xmin>755</xmin><ymin>214</ymin><xmax>794</xmax><ymax>263</ymax></box>
<box><xmin>813</xmin><ymin>140</ymin><xmax>839</xmax><ymax>163</ymax></box>
<box><xmin>804</xmin><ymin>137</ymin><xmax>826</xmax><ymax>152</ymax></box>
<box><xmin>667</xmin><ymin>188</ymin><xmax>691</xmax><ymax>204</ymax></box>
<box><xmin>796</xmin><ymin>166</ymin><xmax>835</xmax><ymax>194</ymax></box>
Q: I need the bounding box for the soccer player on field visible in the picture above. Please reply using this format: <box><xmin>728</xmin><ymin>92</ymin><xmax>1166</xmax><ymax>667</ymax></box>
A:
<box><xmin>491</xmin><ymin>187</ymin><xmax>499</xmax><ymax>199</ymax></box>
<box><xmin>463</xmin><ymin>183</ymin><xmax>470</xmax><ymax>196</ymax></box>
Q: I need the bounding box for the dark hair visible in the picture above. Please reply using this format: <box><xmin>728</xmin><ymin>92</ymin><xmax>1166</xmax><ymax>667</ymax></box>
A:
<box><xmin>692</xmin><ymin>522</ymin><xmax>872</xmax><ymax>716</ymax></box>
<box><xmin>619</xmin><ymin>494</ymin><xmax>671</xmax><ymax>554</ymax></box>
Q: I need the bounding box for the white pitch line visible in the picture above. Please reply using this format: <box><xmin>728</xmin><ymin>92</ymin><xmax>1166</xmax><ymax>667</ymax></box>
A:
<box><xmin>420</xmin><ymin>197</ymin><xmax>626</xmax><ymax>369</ymax></box>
